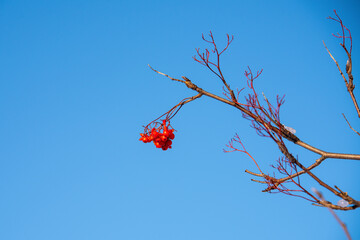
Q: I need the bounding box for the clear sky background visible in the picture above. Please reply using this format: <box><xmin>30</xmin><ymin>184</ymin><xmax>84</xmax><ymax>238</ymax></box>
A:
<box><xmin>1</xmin><ymin>0</ymin><xmax>360</xmax><ymax>239</ymax></box>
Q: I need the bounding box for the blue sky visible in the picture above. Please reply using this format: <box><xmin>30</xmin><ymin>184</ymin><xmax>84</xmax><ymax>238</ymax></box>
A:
<box><xmin>0</xmin><ymin>0</ymin><xmax>359</xmax><ymax>239</ymax></box>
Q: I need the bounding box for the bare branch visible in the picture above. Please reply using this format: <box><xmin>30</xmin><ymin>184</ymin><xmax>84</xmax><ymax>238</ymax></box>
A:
<box><xmin>144</xmin><ymin>13</ymin><xmax>360</xmax><ymax>211</ymax></box>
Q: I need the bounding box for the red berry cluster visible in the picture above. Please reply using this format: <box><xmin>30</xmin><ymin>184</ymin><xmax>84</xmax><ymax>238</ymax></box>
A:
<box><xmin>139</xmin><ymin>120</ymin><xmax>175</xmax><ymax>151</ymax></box>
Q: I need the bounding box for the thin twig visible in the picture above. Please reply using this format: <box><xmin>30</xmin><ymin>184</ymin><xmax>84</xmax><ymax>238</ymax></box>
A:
<box><xmin>342</xmin><ymin>113</ymin><xmax>360</xmax><ymax>136</ymax></box>
<box><xmin>323</xmin><ymin>41</ymin><xmax>349</xmax><ymax>87</ymax></box>
<box><xmin>148</xmin><ymin>64</ymin><xmax>186</xmax><ymax>83</ymax></box>
<box><xmin>245</xmin><ymin>169</ymin><xmax>263</xmax><ymax>177</ymax></box>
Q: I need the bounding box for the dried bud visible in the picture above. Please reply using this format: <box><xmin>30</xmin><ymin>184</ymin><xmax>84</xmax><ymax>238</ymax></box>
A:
<box><xmin>346</xmin><ymin>59</ymin><xmax>351</xmax><ymax>73</ymax></box>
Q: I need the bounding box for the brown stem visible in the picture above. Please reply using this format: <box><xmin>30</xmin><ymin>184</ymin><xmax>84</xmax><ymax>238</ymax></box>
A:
<box><xmin>296</xmin><ymin>140</ymin><xmax>360</xmax><ymax>160</ymax></box>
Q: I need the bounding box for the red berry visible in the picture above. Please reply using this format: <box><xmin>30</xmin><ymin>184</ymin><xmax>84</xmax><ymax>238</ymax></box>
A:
<box><xmin>165</xmin><ymin>139</ymin><xmax>172</xmax><ymax>147</ymax></box>
<box><xmin>160</xmin><ymin>135</ymin><xmax>167</xmax><ymax>142</ymax></box>
<box><xmin>151</xmin><ymin>130</ymin><xmax>159</xmax><ymax>138</ymax></box>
